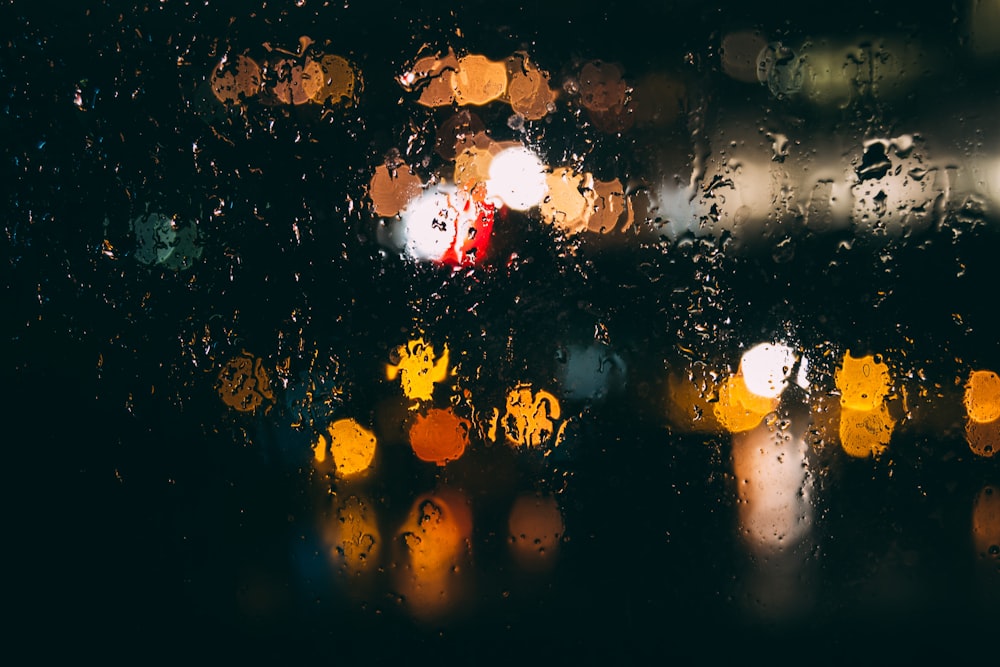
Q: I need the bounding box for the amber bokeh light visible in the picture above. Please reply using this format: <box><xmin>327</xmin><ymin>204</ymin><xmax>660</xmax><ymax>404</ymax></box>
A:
<box><xmin>964</xmin><ymin>370</ymin><xmax>1000</xmax><ymax>424</ymax></box>
<box><xmin>322</xmin><ymin>494</ymin><xmax>381</xmax><ymax>579</ymax></box>
<box><xmin>394</xmin><ymin>490</ymin><xmax>472</xmax><ymax>620</ymax></box>
<box><xmin>834</xmin><ymin>351</ymin><xmax>896</xmax><ymax>457</ymax></box>
<box><xmin>313</xmin><ymin>418</ymin><xmax>378</xmax><ymax>478</ymax></box>
<box><xmin>714</xmin><ymin>373</ymin><xmax>778</xmax><ymax>434</ymax></box>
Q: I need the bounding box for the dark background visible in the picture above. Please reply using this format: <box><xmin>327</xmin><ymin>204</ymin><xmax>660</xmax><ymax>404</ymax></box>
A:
<box><xmin>4</xmin><ymin>1</ymin><xmax>998</xmax><ymax>662</ymax></box>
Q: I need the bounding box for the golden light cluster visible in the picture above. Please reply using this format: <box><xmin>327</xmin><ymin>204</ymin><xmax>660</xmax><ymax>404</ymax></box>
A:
<box><xmin>209</xmin><ymin>41</ymin><xmax>360</xmax><ymax>108</ymax></box>
<box><xmin>835</xmin><ymin>351</ymin><xmax>896</xmax><ymax>458</ymax></box>
<box><xmin>398</xmin><ymin>48</ymin><xmax>558</xmax><ymax>120</ymax></box>
<box><xmin>312</xmin><ymin>417</ymin><xmax>378</xmax><ymax>479</ymax></box>
<box><xmin>383</xmin><ymin>335</ymin><xmax>567</xmax><ymax>466</ymax></box>
<box><xmin>666</xmin><ymin>365</ymin><xmax>778</xmax><ymax>435</ymax></box>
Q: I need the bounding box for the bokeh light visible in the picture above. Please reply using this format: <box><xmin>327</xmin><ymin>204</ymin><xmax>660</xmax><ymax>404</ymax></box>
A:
<box><xmin>964</xmin><ymin>370</ymin><xmax>1000</xmax><ymax>424</ymax></box>
<box><xmin>452</xmin><ymin>54</ymin><xmax>508</xmax><ymax>106</ymax></box>
<box><xmin>732</xmin><ymin>419</ymin><xmax>812</xmax><ymax>554</ymax></box>
<box><xmin>966</xmin><ymin>419</ymin><xmax>999</xmax><ymax>458</ymax></box>
<box><xmin>216</xmin><ymin>351</ymin><xmax>275</xmax><ymax>413</ymax></box>
<box><xmin>209</xmin><ymin>54</ymin><xmax>262</xmax><ymax>104</ymax></box>
<box><xmin>540</xmin><ymin>167</ymin><xmax>595</xmax><ymax>235</ymax></box>
<box><xmin>408</xmin><ymin>407</ymin><xmax>470</xmax><ymax>465</ymax></box>
<box><xmin>368</xmin><ymin>160</ymin><xmax>424</xmax><ymax>218</ymax></box>
<box><xmin>321</xmin><ymin>494</ymin><xmax>381</xmax><ymax>579</ymax></box>
<box><xmin>833</xmin><ymin>351</ymin><xmax>895</xmax><ymax>458</ymax></box>
<box><xmin>132</xmin><ymin>212</ymin><xmax>203</xmax><ymax>271</ymax></box>
<box><xmin>386</xmin><ymin>337</ymin><xmax>451</xmax><ymax>404</ymax></box>
<box><xmin>310</xmin><ymin>53</ymin><xmax>359</xmax><ymax>106</ymax></box>
<box><xmin>502</xmin><ymin>383</ymin><xmax>562</xmax><ymax>448</ymax></box>
<box><xmin>739</xmin><ymin>343</ymin><xmax>798</xmax><ymax>399</ymax></box>
<box><xmin>839</xmin><ymin>403</ymin><xmax>894</xmax><ymax>458</ymax></box>
<box><xmin>394</xmin><ymin>489</ymin><xmax>472</xmax><ymax>620</ymax></box>
<box><xmin>714</xmin><ymin>373</ymin><xmax>778</xmax><ymax>434</ymax></box>
<box><xmin>836</xmin><ymin>351</ymin><xmax>892</xmax><ymax>411</ymax></box>
<box><xmin>313</xmin><ymin>418</ymin><xmax>378</xmax><ymax>478</ymax></box>
<box><xmin>505</xmin><ymin>52</ymin><xmax>557</xmax><ymax>121</ymax></box>
<box><xmin>486</xmin><ymin>146</ymin><xmax>548</xmax><ymax>211</ymax></box>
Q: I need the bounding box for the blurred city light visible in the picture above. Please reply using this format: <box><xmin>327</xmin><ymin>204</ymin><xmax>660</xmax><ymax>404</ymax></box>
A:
<box><xmin>386</xmin><ymin>337</ymin><xmax>452</xmax><ymax>405</ymax></box>
<box><xmin>313</xmin><ymin>418</ymin><xmax>378</xmax><ymax>478</ymax></box>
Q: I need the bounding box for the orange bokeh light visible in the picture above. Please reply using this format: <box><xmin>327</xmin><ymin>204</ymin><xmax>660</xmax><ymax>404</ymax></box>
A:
<box><xmin>964</xmin><ymin>370</ymin><xmax>1000</xmax><ymax>425</ymax></box>
<box><xmin>408</xmin><ymin>407</ymin><xmax>470</xmax><ymax>465</ymax></box>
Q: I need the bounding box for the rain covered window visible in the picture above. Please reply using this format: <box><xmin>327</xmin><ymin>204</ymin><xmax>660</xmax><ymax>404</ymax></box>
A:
<box><xmin>7</xmin><ymin>0</ymin><xmax>999</xmax><ymax>661</ymax></box>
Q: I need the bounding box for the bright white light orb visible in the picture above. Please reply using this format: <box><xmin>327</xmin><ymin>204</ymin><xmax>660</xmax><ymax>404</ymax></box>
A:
<box><xmin>740</xmin><ymin>343</ymin><xmax>797</xmax><ymax>399</ymax></box>
<box><xmin>487</xmin><ymin>146</ymin><xmax>547</xmax><ymax>211</ymax></box>
<box><xmin>397</xmin><ymin>185</ymin><xmax>459</xmax><ymax>261</ymax></box>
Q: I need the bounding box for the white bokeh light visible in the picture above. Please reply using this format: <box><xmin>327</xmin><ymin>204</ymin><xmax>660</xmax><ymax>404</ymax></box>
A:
<box><xmin>486</xmin><ymin>146</ymin><xmax>548</xmax><ymax>211</ymax></box>
<box><xmin>740</xmin><ymin>343</ymin><xmax>796</xmax><ymax>399</ymax></box>
<box><xmin>396</xmin><ymin>185</ymin><xmax>459</xmax><ymax>260</ymax></box>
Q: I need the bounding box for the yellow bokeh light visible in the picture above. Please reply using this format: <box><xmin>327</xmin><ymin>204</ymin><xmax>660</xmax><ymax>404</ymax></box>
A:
<box><xmin>838</xmin><ymin>404</ymin><xmax>894</xmax><ymax>458</ymax></box>
<box><xmin>313</xmin><ymin>418</ymin><xmax>377</xmax><ymax>478</ymax></box>
<box><xmin>503</xmin><ymin>383</ymin><xmax>562</xmax><ymax>447</ymax></box>
<box><xmin>835</xmin><ymin>351</ymin><xmax>891</xmax><ymax>411</ymax></box>
<box><xmin>714</xmin><ymin>373</ymin><xmax>778</xmax><ymax>434</ymax></box>
<box><xmin>964</xmin><ymin>370</ymin><xmax>1000</xmax><ymax>424</ymax></box>
<box><xmin>385</xmin><ymin>337</ymin><xmax>451</xmax><ymax>404</ymax></box>
<box><xmin>216</xmin><ymin>351</ymin><xmax>275</xmax><ymax>413</ymax></box>
<box><xmin>322</xmin><ymin>494</ymin><xmax>381</xmax><ymax>577</ymax></box>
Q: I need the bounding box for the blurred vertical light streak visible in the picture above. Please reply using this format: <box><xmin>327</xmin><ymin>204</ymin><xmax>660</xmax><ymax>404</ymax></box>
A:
<box><xmin>732</xmin><ymin>413</ymin><xmax>815</xmax><ymax>619</ymax></box>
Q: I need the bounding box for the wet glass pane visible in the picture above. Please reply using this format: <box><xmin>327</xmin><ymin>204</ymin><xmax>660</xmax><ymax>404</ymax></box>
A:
<box><xmin>6</xmin><ymin>0</ymin><xmax>999</xmax><ymax>661</ymax></box>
